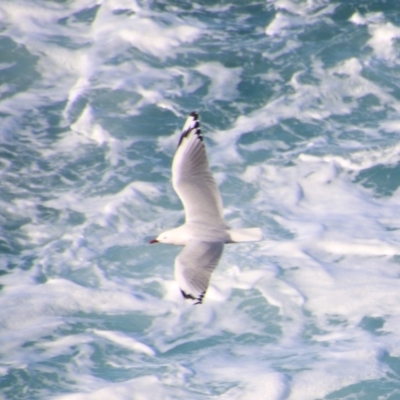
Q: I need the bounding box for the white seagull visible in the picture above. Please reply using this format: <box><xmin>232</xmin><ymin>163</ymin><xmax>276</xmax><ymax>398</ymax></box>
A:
<box><xmin>150</xmin><ymin>112</ymin><xmax>262</xmax><ymax>304</ymax></box>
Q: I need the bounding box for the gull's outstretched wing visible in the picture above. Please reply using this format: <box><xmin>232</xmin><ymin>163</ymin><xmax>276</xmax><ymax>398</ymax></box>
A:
<box><xmin>174</xmin><ymin>240</ymin><xmax>224</xmax><ymax>304</ymax></box>
<box><xmin>172</xmin><ymin>112</ymin><xmax>226</xmax><ymax>226</ymax></box>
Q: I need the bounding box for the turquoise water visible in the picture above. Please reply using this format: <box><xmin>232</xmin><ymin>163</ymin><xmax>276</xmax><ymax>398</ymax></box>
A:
<box><xmin>1</xmin><ymin>0</ymin><xmax>400</xmax><ymax>399</ymax></box>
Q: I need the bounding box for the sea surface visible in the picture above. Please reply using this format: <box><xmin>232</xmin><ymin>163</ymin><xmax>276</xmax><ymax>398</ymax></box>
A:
<box><xmin>1</xmin><ymin>0</ymin><xmax>400</xmax><ymax>399</ymax></box>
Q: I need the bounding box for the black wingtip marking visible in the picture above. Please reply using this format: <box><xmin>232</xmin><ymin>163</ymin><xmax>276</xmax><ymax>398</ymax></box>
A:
<box><xmin>180</xmin><ymin>289</ymin><xmax>196</xmax><ymax>300</ymax></box>
<box><xmin>180</xmin><ymin>289</ymin><xmax>206</xmax><ymax>305</ymax></box>
<box><xmin>177</xmin><ymin>112</ymin><xmax>203</xmax><ymax>147</ymax></box>
<box><xmin>194</xmin><ymin>291</ymin><xmax>206</xmax><ymax>305</ymax></box>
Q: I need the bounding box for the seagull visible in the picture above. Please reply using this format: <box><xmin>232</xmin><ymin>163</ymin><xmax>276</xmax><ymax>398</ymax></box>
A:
<box><xmin>150</xmin><ymin>112</ymin><xmax>262</xmax><ymax>304</ymax></box>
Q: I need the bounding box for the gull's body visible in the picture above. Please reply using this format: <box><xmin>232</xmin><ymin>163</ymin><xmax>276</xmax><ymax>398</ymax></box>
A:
<box><xmin>151</xmin><ymin>112</ymin><xmax>262</xmax><ymax>304</ymax></box>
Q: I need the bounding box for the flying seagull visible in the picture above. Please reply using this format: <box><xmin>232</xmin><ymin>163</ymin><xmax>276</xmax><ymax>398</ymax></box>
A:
<box><xmin>150</xmin><ymin>112</ymin><xmax>262</xmax><ymax>304</ymax></box>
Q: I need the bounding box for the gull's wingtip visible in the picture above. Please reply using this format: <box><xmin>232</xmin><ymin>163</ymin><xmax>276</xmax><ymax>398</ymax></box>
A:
<box><xmin>178</xmin><ymin>111</ymin><xmax>203</xmax><ymax>147</ymax></box>
<box><xmin>180</xmin><ymin>289</ymin><xmax>205</xmax><ymax>305</ymax></box>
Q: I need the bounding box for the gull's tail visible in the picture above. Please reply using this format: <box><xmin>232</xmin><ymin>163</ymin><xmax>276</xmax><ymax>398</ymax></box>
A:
<box><xmin>227</xmin><ymin>227</ymin><xmax>263</xmax><ymax>243</ymax></box>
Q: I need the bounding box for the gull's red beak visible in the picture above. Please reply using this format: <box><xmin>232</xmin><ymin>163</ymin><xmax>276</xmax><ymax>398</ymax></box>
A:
<box><xmin>149</xmin><ymin>239</ymin><xmax>158</xmax><ymax>244</ymax></box>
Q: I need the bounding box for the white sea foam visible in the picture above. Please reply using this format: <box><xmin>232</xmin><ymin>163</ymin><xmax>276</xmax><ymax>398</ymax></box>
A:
<box><xmin>266</xmin><ymin>0</ymin><xmax>338</xmax><ymax>36</ymax></box>
<box><xmin>120</xmin><ymin>18</ymin><xmax>201</xmax><ymax>60</ymax></box>
<box><xmin>349</xmin><ymin>11</ymin><xmax>384</xmax><ymax>25</ymax></box>
<box><xmin>349</xmin><ymin>11</ymin><xmax>400</xmax><ymax>62</ymax></box>
<box><xmin>213</xmin><ymin>370</ymin><xmax>288</xmax><ymax>400</ymax></box>
<box><xmin>195</xmin><ymin>62</ymin><xmax>242</xmax><ymax>101</ymax></box>
<box><xmin>367</xmin><ymin>22</ymin><xmax>400</xmax><ymax>62</ymax></box>
<box><xmin>289</xmin><ymin>347</ymin><xmax>387</xmax><ymax>400</ymax></box>
<box><xmin>54</xmin><ymin>376</ymin><xmax>173</xmax><ymax>400</ymax></box>
<box><xmin>265</xmin><ymin>12</ymin><xmax>293</xmax><ymax>36</ymax></box>
<box><xmin>93</xmin><ymin>330</ymin><xmax>155</xmax><ymax>356</ymax></box>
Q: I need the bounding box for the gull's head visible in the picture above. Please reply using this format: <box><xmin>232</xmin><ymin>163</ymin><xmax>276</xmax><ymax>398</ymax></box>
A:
<box><xmin>149</xmin><ymin>228</ymin><xmax>186</xmax><ymax>245</ymax></box>
<box><xmin>150</xmin><ymin>229</ymin><xmax>173</xmax><ymax>244</ymax></box>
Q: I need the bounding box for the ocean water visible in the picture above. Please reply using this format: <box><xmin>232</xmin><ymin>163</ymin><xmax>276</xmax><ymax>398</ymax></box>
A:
<box><xmin>1</xmin><ymin>0</ymin><xmax>400</xmax><ymax>398</ymax></box>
